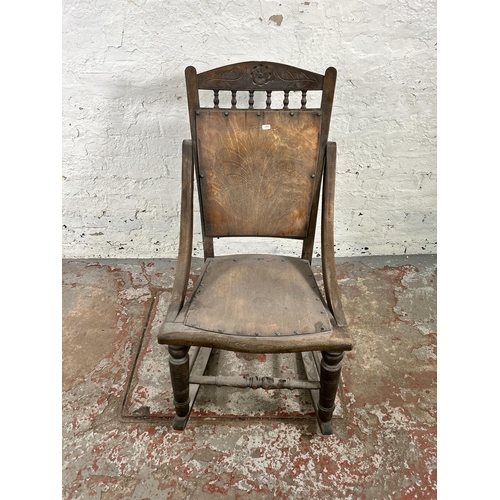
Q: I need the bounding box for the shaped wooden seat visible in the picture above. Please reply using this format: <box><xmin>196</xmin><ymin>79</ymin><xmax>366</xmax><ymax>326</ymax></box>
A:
<box><xmin>158</xmin><ymin>61</ymin><xmax>353</xmax><ymax>434</ymax></box>
<box><xmin>159</xmin><ymin>254</ymin><xmax>352</xmax><ymax>353</ymax></box>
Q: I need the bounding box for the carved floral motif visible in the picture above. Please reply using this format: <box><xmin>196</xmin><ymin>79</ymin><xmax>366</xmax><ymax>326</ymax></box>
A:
<box><xmin>251</xmin><ymin>64</ymin><xmax>272</xmax><ymax>86</ymax></box>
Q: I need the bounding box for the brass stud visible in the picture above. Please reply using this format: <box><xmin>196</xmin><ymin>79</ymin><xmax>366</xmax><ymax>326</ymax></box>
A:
<box><xmin>316</xmin><ymin>111</ymin><xmax>321</xmax><ymax>116</ymax></box>
<box><xmin>257</xmin><ymin>111</ymin><xmax>261</xmax><ymax>116</ymax></box>
<box><xmin>199</xmin><ymin>173</ymin><xmax>204</xmax><ymax>178</ymax></box>
<box><xmin>224</xmin><ymin>111</ymin><xmax>229</xmax><ymax>116</ymax></box>
<box><xmin>289</xmin><ymin>112</ymin><xmax>294</xmax><ymax>116</ymax></box>
<box><xmin>196</xmin><ymin>110</ymin><xmax>200</xmax><ymax>115</ymax></box>
<box><xmin>311</xmin><ymin>173</ymin><xmax>316</xmax><ymax>178</ymax></box>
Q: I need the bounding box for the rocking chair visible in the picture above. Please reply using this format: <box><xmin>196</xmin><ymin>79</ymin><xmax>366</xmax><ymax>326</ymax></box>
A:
<box><xmin>158</xmin><ymin>61</ymin><xmax>353</xmax><ymax>434</ymax></box>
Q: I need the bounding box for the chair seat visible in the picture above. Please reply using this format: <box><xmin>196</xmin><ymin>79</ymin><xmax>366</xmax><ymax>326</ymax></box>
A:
<box><xmin>158</xmin><ymin>255</ymin><xmax>352</xmax><ymax>353</ymax></box>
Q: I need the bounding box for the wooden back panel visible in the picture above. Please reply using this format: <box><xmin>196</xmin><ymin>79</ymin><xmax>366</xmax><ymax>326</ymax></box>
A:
<box><xmin>196</xmin><ymin>109</ymin><xmax>321</xmax><ymax>237</ymax></box>
<box><xmin>185</xmin><ymin>62</ymin><xmax>337</xmax><ymax>243</ymax></box>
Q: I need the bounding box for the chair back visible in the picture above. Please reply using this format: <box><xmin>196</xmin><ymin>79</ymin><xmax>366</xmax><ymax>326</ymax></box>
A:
<box><xmin>185</xmin><ymin>61</ymin><xmax>337</xmax><ymax>239</ymax></box>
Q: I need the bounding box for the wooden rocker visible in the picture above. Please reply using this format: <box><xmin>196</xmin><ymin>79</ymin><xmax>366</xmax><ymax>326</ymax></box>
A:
<box><xmin>158</xmin><ymin>61</ymin><xmax>353</xmax><ymax>435</ymax></box>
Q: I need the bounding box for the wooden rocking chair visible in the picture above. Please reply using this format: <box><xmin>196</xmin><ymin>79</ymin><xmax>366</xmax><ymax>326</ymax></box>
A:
<box><xmin>158</xmin><ymin>61</ymin><xmax>353</xmax><ymax>434</ymax></box>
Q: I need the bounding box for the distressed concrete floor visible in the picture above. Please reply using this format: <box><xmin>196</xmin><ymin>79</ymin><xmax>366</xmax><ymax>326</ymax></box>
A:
<box><xmin>62</xmin><ymin>254</ymin><xmax>437</xmax><ymax>500</ymax></box>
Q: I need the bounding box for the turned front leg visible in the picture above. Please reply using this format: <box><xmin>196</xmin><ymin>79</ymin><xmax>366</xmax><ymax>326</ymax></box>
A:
<box><xmin>318</xmin><ymin>350</ymin><xmax>344</xmax><ymax>434</ymax></box>
<box><xmin>168</xmin><ymin>345</ymin><xmax>191</xmax><ymax>420</ymax></box>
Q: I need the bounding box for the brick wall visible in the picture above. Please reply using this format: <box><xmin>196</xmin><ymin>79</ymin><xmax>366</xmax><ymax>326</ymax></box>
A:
<box><xmin>62</xmin><ymin>0</ymin><xmax>436</xmax><ymax>258</ymax></box>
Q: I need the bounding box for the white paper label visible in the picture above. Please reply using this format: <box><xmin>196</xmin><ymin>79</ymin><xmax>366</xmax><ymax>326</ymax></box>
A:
<box><xmin>262</xmin><ymin>124</ymin><xmax>271</xmax><ymax>130</ymax></box>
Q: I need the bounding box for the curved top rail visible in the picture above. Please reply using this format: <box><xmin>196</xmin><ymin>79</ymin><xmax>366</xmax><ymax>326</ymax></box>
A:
<box><xmin>196</xmin><ymin>61</ymin><xmax>329</xmax><ymax>91</ymax></box>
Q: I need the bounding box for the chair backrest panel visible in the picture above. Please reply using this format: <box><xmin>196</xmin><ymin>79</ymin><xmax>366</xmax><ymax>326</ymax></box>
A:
<box><xmin>186</xmin><ymin>62</ymin><xmax>337</xmax><ymax>244</ymax></box>
<box><xmin>196</xmin><ymin>109</ymin><xmax>321</xmax><ymax>238</ymax></box>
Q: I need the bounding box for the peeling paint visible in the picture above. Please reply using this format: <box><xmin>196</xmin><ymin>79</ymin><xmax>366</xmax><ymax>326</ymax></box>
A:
<box><xmin>269</xmin><ymin>14</ymin><xmax>283</xmax><ymax>26</ymax></box>
<box><xmin>63</xmin><ymin>255</ymin><xmax>436</xmax><ymax>499</ymax></box>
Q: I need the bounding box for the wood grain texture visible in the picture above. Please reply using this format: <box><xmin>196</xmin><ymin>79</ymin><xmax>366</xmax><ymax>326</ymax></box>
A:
<box><xmin>302</xmin><ymin>67</ymin><xmax>337</xmax><ymax>260</ymax></box>
<box><xmin>158</xmin><ymin>254</ymin><xmax>353</xmax><ymax>354</ymax></box>
<box><xmin>165</xmin><ymin>139</ymin><xmax>194</xmax><ymax>322</ymax></box>
<box><xmin>184</xmin><ymin>254</ymin><xmax>331</xmax><ymax>336</ymax></box>
<box><xmin>321</xmin><ymin>142</ymin><xmax>347</xmax><ymax>327</ymax></box>
<box><xmin>185</xmin><ymin>66</ymin><xmax>214</xmax><ymax>259</ymax></box>
<box><xmin>196</xmin><ymin>110</ymin><xmax>321</xmax><ymax>238</ymax></box>
<box><xmin>158</xmin><ymin>322</ymin><xmax>353</xmax><ymax>354</ymax></box>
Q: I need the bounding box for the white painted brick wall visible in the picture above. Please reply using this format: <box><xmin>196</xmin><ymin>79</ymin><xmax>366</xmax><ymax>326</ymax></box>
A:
<box><xmin>62</xmin><ymin>0</ymin><xmax>436</xmax><ymax>259</ymax></box>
